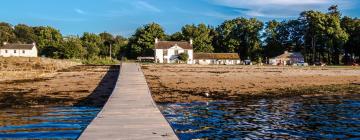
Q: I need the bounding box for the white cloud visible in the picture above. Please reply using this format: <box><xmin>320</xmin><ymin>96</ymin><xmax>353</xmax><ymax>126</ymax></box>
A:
<box><xmin>211</xmin><ymin>0</ymin><xmax>353</xmax><ymax>18</ymax></box>
<box><xmin>75</xmin><ymin>8</ymin><xmax>86</xmax><ymax>15</ymax></box>
<box><xmin>134</xmin><ymin>1</ymin><xmax>161</xmax><ymax>13</ymax></box>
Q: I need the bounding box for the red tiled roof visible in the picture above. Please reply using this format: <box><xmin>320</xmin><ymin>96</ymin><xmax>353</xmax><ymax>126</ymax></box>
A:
<box><xmin>155</xmin><ymin>41</ymin><xmax>193</xmax><ymax>49</ymax></box>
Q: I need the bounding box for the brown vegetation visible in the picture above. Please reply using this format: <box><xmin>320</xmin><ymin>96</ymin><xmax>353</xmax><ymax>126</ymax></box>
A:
<box><xmin>142</xmin><ymin>64</ymin><xmax>360</xmax><ymax>103</ymax></box>
<box><xmin>0</xmin><ymin>58</ymin><xmax>119</xmax><ymax>108</ymax></box>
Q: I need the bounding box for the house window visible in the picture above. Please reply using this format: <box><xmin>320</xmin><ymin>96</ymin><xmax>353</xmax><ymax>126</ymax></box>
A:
<box><xmin>175</xmin><ymin>50</ymin><xmax>179</xmax><ymax>55</ymax></box>
<box><xmin>163</xmin><ymin>50</ymin><xmax>168</xmax><ymax>56</ymax></box>
<box><xmin>184</xmin><ymin>50</ymin><xmax>188</xmax><ymax>54</ymax></box>
<box><xmin>5</xmin><ymin>50</ymin><xmax>7</xmax><ymax>53</ymax></box>
<box><xmin>23</xmin><ymin>50</ymin><xmax>25</xmax><ymax>54</ymax></box>
<box><xmin>14</xmin><ymin>50</ymin><xmax>16</xmax><ymax>53</ymax></box>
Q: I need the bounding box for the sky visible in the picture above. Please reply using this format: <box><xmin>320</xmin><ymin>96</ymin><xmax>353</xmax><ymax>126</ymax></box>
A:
<box><xmin>0</xmin><ymin>0</ymin><xmax>359</xmax><ymax>37</ymax></box>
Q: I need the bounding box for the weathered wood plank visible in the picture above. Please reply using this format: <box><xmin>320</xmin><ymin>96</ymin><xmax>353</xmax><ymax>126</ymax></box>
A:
<box><xmin>79</xmin><ymin>63</ymin><xmax>177</xmax><ymax>140</ymax></box>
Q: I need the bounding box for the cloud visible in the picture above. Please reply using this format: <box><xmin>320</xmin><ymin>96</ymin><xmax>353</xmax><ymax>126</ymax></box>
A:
<box><xmin>134</xmin><ymin>1</ymin><xmax>161</xmax><ymax>12</ymax></box>
<box><xmin>75</xmin><ymin>8</ymin><xmax>86</xmax><ymax>15</ymax></box>
<box><xmin>211</xmin><ymin>0</ymin><xmax>353</xmax><ymax>18</ymax></box>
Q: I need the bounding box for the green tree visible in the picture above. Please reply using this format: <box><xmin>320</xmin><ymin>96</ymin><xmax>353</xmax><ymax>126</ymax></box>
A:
<box><xmin>81</xmin><ymin>32</ymin><xmax>102</xmax><ymax>59</ymax></box>
<box><xmin>214</xmin><ymin>19</ymin><xmax>240</xmax><ymax>53</ymax></box>
<box><xmin>99</xmin><ymin>32</ymin><xmax>114</xmax><ymax>57</ymax></box>
<box><xmin>300</xmin><ymin>6</ymin><xmax>348</xmax><ymax>64</ymax></box>
<box><xmin>169</xmin><ymin>32</ymin><xmax>184</xmax><ymax>41</ymax></box>
<box><xmin>263</xmin><ymin>20</ymin><xmax>284</xmax><ymax>58</ymax></box>
<box><xmin>112</xmin><ymin>35</ymin><xmax>128</xmax><ymax>59</ymax></box>
<box><xmin>181</xmin><ymin>23</ymin><xmax>214</xmax><ymax>53</ymax></box>
<box><xmin>128</xmin><ymin>23</ymin><xmax>166</xmax><ymax>58</ymax></box>
<box><xmin>0</xmin><ymin>22</ymin><xmax>16</xmax><ymax>44</ymax></box>
<box><xmin>62</xmin><ymin>37</ymin><xmax>85</xmax><ymax>59</ymax></box>
<box><xmin>178</xmin><ymin>53</ymin><xmax>189</xmax><ymax>62</ymax></box>
<box><xmin>14</xmin><ymin>24</ymin><xmax>37</xmax><ymax>43</ymax></box>
<box><xmin>215</xmin><ymin>18</ymin><xmax>263</xmax><ymax>60</ymax></box>
<box><xmin>33</xmin><ymin>26</ymin><xmax>63</xmax><ymax>56</ymax></box>
<box><xmin>341</xmin><ymin>16</ymin><xmax>360</xmax><ymax>63</ymax></box>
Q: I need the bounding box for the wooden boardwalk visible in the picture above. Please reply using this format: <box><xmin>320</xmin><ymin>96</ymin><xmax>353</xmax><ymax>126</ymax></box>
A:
<box><xmin>79</xmin><ymin>63</ymin><xmax>178</xmax><ymax>140</ymax></box>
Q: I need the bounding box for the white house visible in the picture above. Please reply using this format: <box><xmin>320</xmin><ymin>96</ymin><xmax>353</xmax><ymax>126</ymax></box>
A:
<box><xmin>193</xmin><ymin>53</ymin><xmax>241</xmax><ymax>65</ymax></box>
<box><xmin>269</xmin><ymin>51</ymin><xmax>304</xmax><ymax>65</ymax></box>
<box><xmin>154</xmin><ymin>38</ymin><xmax>193</xmax><ymax>64</ymax></box>
<box><xmin>0</xmin><ymin>42</ymin><xmax>38</xmax><ymax>57</ymax></box>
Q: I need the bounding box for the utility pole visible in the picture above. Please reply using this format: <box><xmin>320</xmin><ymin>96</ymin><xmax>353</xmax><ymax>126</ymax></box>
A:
<box><xmin>109</xmin><ymin>43</ymin><xmax>112</xmax><ymax>60</ymax></box>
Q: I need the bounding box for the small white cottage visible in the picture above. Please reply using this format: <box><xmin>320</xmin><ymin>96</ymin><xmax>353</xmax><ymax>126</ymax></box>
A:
<box><xmin>193</xmin><ymin>53</ymin><xmax>241</xmax><ymax>65</ymax></box>
<box><xmin>154</xmin><ymin>38</ymin><xmax>193</xmax><ymax>64</ymax></box>
<box><xmin>269</xmin><ymin>51</ymin><xmax>304</xmax><ymax>65</ymax></box>
<box><xmin>0</xmin><ymin>42</ymin><xmax>38</xmax><ymax>57</ymax></box>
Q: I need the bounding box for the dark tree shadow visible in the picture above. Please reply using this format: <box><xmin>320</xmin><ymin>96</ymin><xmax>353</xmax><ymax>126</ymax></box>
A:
<box><xmin>75</xmin><ymin>65</ymin><xmax>120</xmax><ymax>107</ymax></box>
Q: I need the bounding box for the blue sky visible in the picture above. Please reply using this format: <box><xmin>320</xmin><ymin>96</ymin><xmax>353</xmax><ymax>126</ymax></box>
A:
<box><xmin>1</xmin><ymin>0</ymin><xmax>359</xmax><ymax>37</ymax></box>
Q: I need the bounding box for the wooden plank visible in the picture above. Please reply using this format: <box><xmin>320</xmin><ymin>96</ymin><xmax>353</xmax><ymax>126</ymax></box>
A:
<box><xmin>79</xmin><ymin>63</ymin><xmax>177</xmax><ymax>140</ymax></box>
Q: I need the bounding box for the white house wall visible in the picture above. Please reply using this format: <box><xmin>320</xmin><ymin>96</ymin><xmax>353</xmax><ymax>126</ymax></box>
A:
<box><xmin>0</xmin><ymin>48</ymin><xmax>38</xmax><ymax>57</ymax></box>
<box><xmin>194</xmin><ymin>59</ymin><xmax>241</xmax><ymax>65</ymax></box>
<box><xmin>155</xmin><ymin>47</ymin><xmax>193</xmax><ymax>64</ymax></box>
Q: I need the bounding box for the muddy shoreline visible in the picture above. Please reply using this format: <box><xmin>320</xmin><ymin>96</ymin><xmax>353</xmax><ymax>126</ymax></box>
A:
<box><xmin>142</xmin><ymin>64</ymin><xmax>360</xmax><ymax>103</ymax></box>
<box><xmin>0</xmin><ymin>65</ymin><xmax>119</xmax><ymax>108</ymax></box>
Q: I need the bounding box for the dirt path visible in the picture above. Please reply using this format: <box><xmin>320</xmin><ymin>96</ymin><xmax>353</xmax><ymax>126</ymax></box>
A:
<box><xmin>142</xmin><ymin>64</ymin><xmax>360</xmax><ymax>103</ymax></box>
<box><xmin>0</xmin><ymin>65</ymin><xmax>119</xmax><ymax>108</ymax></box>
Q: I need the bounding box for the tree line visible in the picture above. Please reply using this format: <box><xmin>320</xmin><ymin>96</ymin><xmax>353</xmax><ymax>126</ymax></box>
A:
<box><xmin>0</xmin><ymin>23</ymin><xmax>127</xmax><ymax>64</ymax></box>
<box><xmin>0</xmin><ymin>5</ymin><xmax>359</xmax><ymax>65</ymax></box>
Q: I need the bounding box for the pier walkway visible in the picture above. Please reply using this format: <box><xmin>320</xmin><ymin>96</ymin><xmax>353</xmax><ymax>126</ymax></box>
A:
<box><xmin>79</xmin><ymin>63</ymin><xmax>177</xmax><ymax>140</ymax></box>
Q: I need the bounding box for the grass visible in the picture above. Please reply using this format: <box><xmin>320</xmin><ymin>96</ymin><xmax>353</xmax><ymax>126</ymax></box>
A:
<box><xmin>82</xmin><ymin>57</ymin><xmax>120</xmax><ymax>65</ymax></box>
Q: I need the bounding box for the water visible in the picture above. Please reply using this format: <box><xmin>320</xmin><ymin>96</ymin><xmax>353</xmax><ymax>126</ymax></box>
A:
<box><xmin>0</xmin><ymin>106</ymin><xmax>100</xmax><ymax>139</ymax></box>
<box><xmin>159</xmin><ymin>94</ymin><xmax>360</xmax><ymax>139</ymax></box>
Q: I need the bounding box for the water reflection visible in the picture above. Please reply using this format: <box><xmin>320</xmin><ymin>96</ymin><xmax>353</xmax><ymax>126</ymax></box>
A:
<box><xmin>159</xmin><ymin>94</ymin><xmax>360</xmax><ymax>139</ymax></box>
<box><xmin>0</xmin><ymin>107</ymin><xmax>100</xmax><ymax>139</ymax></box>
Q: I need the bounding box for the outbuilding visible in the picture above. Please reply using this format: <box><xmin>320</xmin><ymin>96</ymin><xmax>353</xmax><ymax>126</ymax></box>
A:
<box><xmin>193</xmin><ymin>53</ymin><xmax>241</xmax><ymax>65</ymax></box>
<box><xmin>0</xmin><ymin>42</ymin><xmax>38</xmax><ymax>57</ymax></box>
<box><xmin>269</xmin><ymin>51</ymin><xmax>304</xmax><ymax>65</ymax></box>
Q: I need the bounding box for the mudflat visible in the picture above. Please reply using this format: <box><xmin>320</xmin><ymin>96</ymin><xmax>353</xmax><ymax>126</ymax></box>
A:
<box><xmin>142</xmin><ymin>64</ymin><xmax>360</xmax><ymax>103</ymax></box>
<box><xmin>0</xmin><ymin>65</ymin><xmax>119</xmax><ymax>108</ymax></box>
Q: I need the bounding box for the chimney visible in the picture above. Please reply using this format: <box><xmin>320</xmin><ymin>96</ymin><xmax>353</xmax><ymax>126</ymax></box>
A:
<box><xmin>189</xmin><ymin>38</ymin><xmax>193</xmax><ymax>45</ymax></box>
<box><xmin>32</xmin><ymin>42</ymin><xmax>36</xmax><ymax>46</ymax></box>
<box><xmin>284</xmin><ymin>51</ymin><xmax>289</xmax><ymax>54</ymax></box>
<box><xmin>155</xmin><ymin>38</ymin><xmax>159</xmax><ymax>44</ymax></box>
<box><xmin>3</xmin><ymin>42</ymin><xmax>8</xmax><ymax>45</ymax></box>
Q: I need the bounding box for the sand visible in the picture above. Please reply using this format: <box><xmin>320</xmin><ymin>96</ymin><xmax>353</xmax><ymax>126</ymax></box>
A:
<box><xmin>142</xmin><ymin>64</ymin><xmax>360</xmax><ymax>103</ymax></box>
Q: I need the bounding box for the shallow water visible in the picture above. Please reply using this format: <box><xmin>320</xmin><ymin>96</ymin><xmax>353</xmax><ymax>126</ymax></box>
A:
<box><xmin>159</xmin><ymin>94</ymin><xmax>360</xmax><ymax>139</ymax></box>
<box><xmin>0</xmin><ymin>106</ymin><xmax>100</xmax><ymax>139</ymax></box>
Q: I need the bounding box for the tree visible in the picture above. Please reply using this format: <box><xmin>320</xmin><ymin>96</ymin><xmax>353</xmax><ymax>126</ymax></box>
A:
<box><xmin>14</xmin><ymin>24</ymin><xmax>37</xmax><ymax>43</ymax></box>
<box><xmin>62</xmin><ymin>37</ymin><xmax>85</xmax><ymax>59</ymax></box>
<box><xmin>33</xmin><ymin>26</ymin><xmax>63</xmax><ymax>56</ymax></box>
<box><xmin>99</xmin><ymin>32</ymin><xmax>114</xmax><ymax>57</ymax></box>
<box><xmin>215</xmin><ymin>18</ymin><xmax>263</xmax><ymax>60</ymax></box>
<box><xmin>0</xmin><ymin>22</ymin><xmax>16</xmax><ymax>44</ymax></box>
<box><xmin>113</xmin><ymin>35</ymin><xmax>128</xmax><ymax>59</ymax></box>
<box><xmin>178</xmin><ymin>53</ymin><xmax>189</xmax><ymax>62</ymax></box>
<box><xmin>181</xmin><ymin>23</ymin><xmax>214</xmax><ymax>53</ymax></box>
<box><xmin>341</xmin><ymin>16</ymin><xmax>360</xmax><ymax>63</ymax></box>
<box><xmin>127</xmin><ymin>23</ymin><xmax>166</xmax><ymax>58</ymax></box>
<box><xmin>214</xmin><ymin>19</ymin><xmax>240</xmax><ymax>53</ymax></box>
<box><xmin>263</xmin><ymin>20</ymin><xmax>285</xmax><ymax>58</ymax></box>
<box><xmin>300</xmin><ymin>6</ymin><xmax>348</xmax><ymax>64</ymax></box>
<box><xmin>81</xmin><ymin>32</ymin><xmax>102</xmax><ymax>59</ymax></box>
<box><xmin>169</xmin><ymin>32</ymin><xmax>184</xmax><ymax>41</ymax></box>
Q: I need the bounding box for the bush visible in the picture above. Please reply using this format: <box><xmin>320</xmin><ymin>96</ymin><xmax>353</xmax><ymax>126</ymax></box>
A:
<box><xmin>82</xmin><ymin>57</ymin><xmax>119</xmax><ymax>65</ymax></box>
<box><xmin>178</xmin><ymin>53</ymin><xmax>189</xmax><ymax>62</ymax></box>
